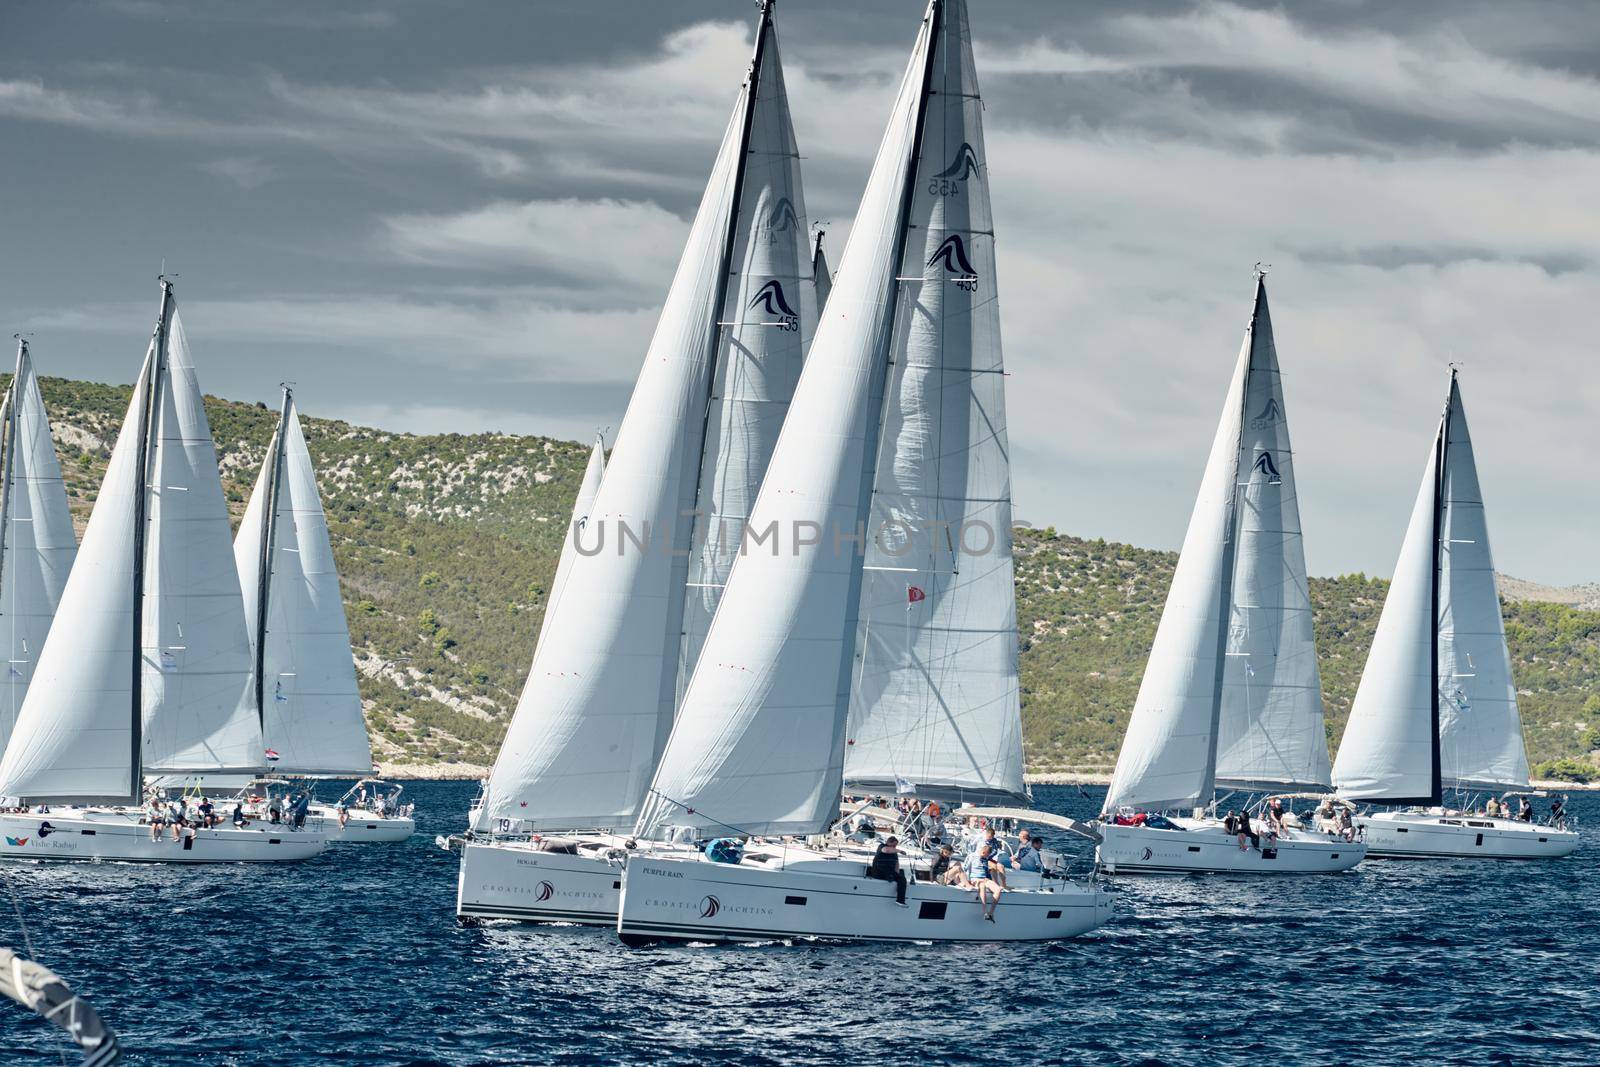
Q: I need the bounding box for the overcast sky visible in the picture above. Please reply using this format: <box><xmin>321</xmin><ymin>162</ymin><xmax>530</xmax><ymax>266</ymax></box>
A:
<box><xmin>4</xmin><ymin>0</ymin><xmax>1597</xmax><ymax>583</ymax></box>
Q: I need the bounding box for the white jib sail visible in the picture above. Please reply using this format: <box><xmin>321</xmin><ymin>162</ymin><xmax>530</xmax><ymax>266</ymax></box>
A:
<box><xmin>1436</xmin><ymin>376</ymin><xmax>1529</xmax><ymax>791</ymax></box>
<box><xmin>0</xmin><ymin>350</ymin><xmax>153</xmax><ymax>802</ymax></box>
<box><xmin>483</xmin><ymin>7</ymin><xmax>789</xmax><ymax>832</ymax></box>
<box><xmin>843</xmin><ymin>0</ymin><xmax>1026</xmax><ymax>807</ymax></box>
<box><xmin>1333</xmin><ymin>415</ymin><xmax>1443</xmax><ymax>803</ymax></box>
<box><xmin>1103</xmin><ymin>298</ymin><xmax>1249</xmax><ymax>813</ymax></box>
<box><xmin>535</xmin><ymin>432</ymin><xmax>605</xmax><ymax>653</ymax></box>
<box><xmin>0</xmin><ymin>342</ymin><xmax>79</xmax><ymax>757</ymax></box>
<box><xmin>235</xmin><ymin>395</ymin><xmax>372</xmax><ymax>776</ymax></box>
<box><xmin>1212</xmin><ymin>279</ymin><xmax>1332</xmax><ymax>793</ymax></box>
<box><xmin>635</xmin><ymin>0</ymin><xmax>941</xmax><ymax>840</ymax></box>
<box><xmin>141</xmin><ymin>307</ymin><xmax>264</xmax><ymax>776</ymax></box>
<box><xmin>677</xmin><ymin>21</ymin><xmax>816</xmax><ymax>703</ymax></box>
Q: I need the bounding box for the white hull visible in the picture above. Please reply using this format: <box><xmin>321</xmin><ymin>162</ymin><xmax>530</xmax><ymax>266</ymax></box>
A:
<box><xmin>616</xmin><ymin>850</ymin><xmax>1114</xmax><ymax>944</ymax></box>
<box><xmin>0</xmin><ymin>810</ymin><xmax>327</xmax><ymax>863</ymax></box>
<box><xmin>1096</xmin><ymin>820</ymin><xmax>1366</xmax><ymax>875</ymax></box>
<box><xmin>306</xmin><ymin>805</ymin><xmax>414</xmax><ymax>843</ymax></box>
<box><xmin>456</xmin><ymin>838</ymin><xmax>627</xmax><ymax>925</ymax></box>
<box><xmin>1359</xmin><ymin>811</ymin><xmax>1579</xmax><ymax>859</ymax></box>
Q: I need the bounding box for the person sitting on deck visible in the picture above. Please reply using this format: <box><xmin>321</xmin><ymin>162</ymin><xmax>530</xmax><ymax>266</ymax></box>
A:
<box><xmin>1265</xmin><ymin>798</ymin><xmax>1288</xmax><ymax>835</ymax></box>
<box><xmin>166</xmin><ymin>799</ymin><xmax>187</xmax><ymax>842</ymax></box>
<box><xmin>267</xmin><ymin>796</ymin><xmax>283</xmax><ymax>824</ymax></box>
<box><xmin>1235</xmin><ymin>809</ymin><xmax>1260</xmax><ymax>851</ymax></box>
<box><xmin>1014</xmin><ymin>830</ymin><xmax>1043</xmax><ymax>873</ymax></box>
<box><xmin>1485</xmin><ymin>797</ymin><xmax>1502</xmax><ymax>819</ymax></box>
<box><xmin>1335</xmin><ymin>806</ymin><xmax>1355</xmax><ymax>842</ymax></box>
<box><xmin>146</xmin><ymin>795</ymin><xmax>168</xmax><ymax>841</ymax></box>
<box><xmin>928</xmin><ymin>844</ymin><xmax>957</xmax><ymax>884</ymax></box>
<box><xmin>196</xmin><ymin>797</ymin><xmax>217</xmax><ymax>829</ymax></box>
<box><xmin>231</xmin><ymin>803</ymin><xmax>247</xmax><ymax>829</ymax></box>
<box><xmin>966</xmin><ymin>843</ymin><xmax>1003</xmax><ymax>922</ymax></box>
<box><xmin>868</xmin><ymin>836</ymin><xmax>909</xmax><ymax>907</ymax></box>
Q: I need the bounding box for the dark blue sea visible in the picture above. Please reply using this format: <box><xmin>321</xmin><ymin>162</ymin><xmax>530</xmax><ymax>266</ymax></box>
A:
<box><xmin>2</xmin><ymin>782</ymin><xmax>1595</xmax><ymax>1065</ymax></box>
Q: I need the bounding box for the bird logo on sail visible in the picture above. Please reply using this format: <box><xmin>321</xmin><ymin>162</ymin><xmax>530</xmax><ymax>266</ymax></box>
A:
<box><xmin>768</xmin><ymin>197</ymin><xmax>799</xmax><ymax>233</ymax></box>
<box><xmin>934</xmin><ymin>142</ymin><xmax>981</xmax><ymax>181</ymax></box>
<box><xmin>535</xmin><ymin>880</ymin><xmax>555</xmax><ymax>902</ymax></box>
<box><xmin>700</xmin><ymin>895</ymin><xmax>721</xmax><ymax>919</ymax></box>
<box><xmin>1252</xmin><ymin>451</ymin><xmax>1281</xmax><ymax>484</ymax></box>
<box><xmin>749</xmin><ymin>280</ymin><xmax>799</xmax><ymax>330</ymax></box>
<box><xmin>1250</xmin><ymin>397</ymin><xmax>1283</xmax><ymax>428</ymax></box>
<box><xmin>928</xmin><ymin>235</ymin><xmax>976</xmax><ymax>275</ymax></box>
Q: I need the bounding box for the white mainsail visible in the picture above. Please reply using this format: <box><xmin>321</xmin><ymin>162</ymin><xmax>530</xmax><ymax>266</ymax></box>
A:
<box><xmin>1436</xmin><ymin>379</ymin><xmax>1528</xmax><ymax>791</ymax></box>
<box><xmin>1213</xmin><ymin>281</ymin><xmax>1331</xmax><ymax>792</ymax></box>
<box><xmin>141</xmin><ymin>308</ymin><xmax>264</xmax><ymax>775</ymax></box>
<box><xmin>0</xmin><ymin>340</ymin><xmax>78</xmax><ymax>756</ymax></box>
<box><xmin>842</xmin><ymin>0</ymin><xmax>1026</xmax><ymax>807</ymax></box>
<box><xmin>234</xmin><ymin>390</ymin><xmax>372</xmax><ymax>777</ymax></box>
<box><xmin>1333</xmin><ymin>371</ymin><xmax>1528</xmax><ymax>801</ymax></box>
<box><xmin>536</xmin><ymin>432</ymin><xmax>605</xmax><ymax>652</ymax></box>
<box><xmin>483</xmin><ymin>3</ymin><xmax>810</xmax><ymax>831</ymax></box>
<box><xmin>635</xmin><ymin>0</ymin><xmax>948</xmax><ymax>840</ymax></box>
<box><xmin>0</xmin><ymin>352</ymin><xmax>153</xmax><ymax>802</ymax></box>
<box><xmin>677</xmin><ymin>27</ymin><xmax>817</xmax><ymax>702</ymax></box>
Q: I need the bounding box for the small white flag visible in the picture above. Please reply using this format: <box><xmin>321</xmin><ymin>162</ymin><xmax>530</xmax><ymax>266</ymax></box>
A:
<box><xmin>894</xmin><ymin>775</ymin><xmax>916</xmax><ymax>795</ymax></box>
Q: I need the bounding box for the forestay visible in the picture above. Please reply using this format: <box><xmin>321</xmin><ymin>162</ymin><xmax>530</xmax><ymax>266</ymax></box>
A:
<box><xmin>678</xmin><ymin>25</ymin><xmax>817</xmax><ymax>702</ymax></box>
<box><xmin>1212</xmin><ymin>280</ymin><xmax>1331</xmax><ymax>793</ymax></box>
<box><xmin>1333</xmin><ymin>406</ymin><xmax>1444</xmax><ymax>803</ymax></box>
<box><xmin>842</xmin><ymin>0</ymin><xmax>1027</xmax><ymax>808</ymax></box>
<box><xmin>483</xmin><ymin>4</ymin><xmax>804</xmax><ymax>831</ymax></box>
<box><xmin>0</xmin><ymin>340</ymin><xmax>78</xmax><ymax>756</ymax></box>
<box><xmin>635</xmin><ymin>0</ymin><xmax>943</xmax><ymax>840</ymax></box>
<box><xmin>141</xmin><ymin>309</ymin><xmax>264</xmax><ymax>776</ymax></box>
<box><xmin>235</xmin><ymin>393</ymin><xmax>373</xmax><ymax>777</ymax></box>
<box><xmin>1436</xmin><ymin>378</ymin><xmax>1528</xmax><ymax>791</ymax></box>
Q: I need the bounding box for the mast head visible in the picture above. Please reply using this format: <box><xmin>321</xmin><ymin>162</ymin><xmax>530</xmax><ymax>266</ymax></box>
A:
<box><xmin>12</xmin><ymin>333</ymin><xmax>28</xmax><ymax>357</ymax></box>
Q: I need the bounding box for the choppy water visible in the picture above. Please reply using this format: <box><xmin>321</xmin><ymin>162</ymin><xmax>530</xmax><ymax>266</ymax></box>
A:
<box><xmin>1</xmin><ymin>782</ymin><xmax>1594</xmax><ymax>1065</ymax></box>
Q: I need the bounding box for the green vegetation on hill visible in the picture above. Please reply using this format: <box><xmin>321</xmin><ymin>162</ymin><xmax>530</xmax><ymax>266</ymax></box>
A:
<box><xmin>27</xmin><ymin>375</ymin><xmax>1600</xmax><ymax>777</ymax></box>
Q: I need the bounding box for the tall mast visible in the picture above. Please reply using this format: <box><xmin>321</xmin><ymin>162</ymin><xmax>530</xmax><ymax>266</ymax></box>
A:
<box><xmin>252</xmin><ymin>385</ymin><xmax>292</xmax><ymax>726</ymax></box>
<box><xmin>1198</xmin><ymin>272</ymin><xmax>1259</xmax><ymax>803</ymax></box>
<box><xmin>0</xmin><ymin>340</ymin><xmax>19</xmax><ymax>601</ymax></box>
<box><xmin>1427</xmin><ymin>370</ymin><xmax>1454</xmax><ymax>806</ymax></box>
<box><xmin>128</xmin><ymin>278</ymin><xmax>173</xmax><ymax>805</ymax></box>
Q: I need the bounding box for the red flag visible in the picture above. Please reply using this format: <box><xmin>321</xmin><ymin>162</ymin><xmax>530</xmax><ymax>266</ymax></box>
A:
<box><xmin>907</xmin><ymin>585</ymin><xmax>926</xmax><ymax>604</ymax></box>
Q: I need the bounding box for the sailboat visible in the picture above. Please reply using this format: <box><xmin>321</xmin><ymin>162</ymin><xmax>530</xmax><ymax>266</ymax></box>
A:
<box><xmin>615</xmin><ymin>0</ymin><xmax>1113</xmax><ymax>944</ymax></box>
<box><xmin>0</xmin><ymin>280</ymin><xmax>325</xmax><ymax>863</ymax></box>
<box><xmin>1333</xmin><ymin>370</ymin><xmax>1578</xmax><ymax>859</ymax></box>
<box><xmin>455</xmin><ymin>0</ymin><xmax>821</xmax><ymax>923</ymax></box>
<box><xmin>1095</xmin><ymin>273</ymin><xmax>1366</xmax><ymax>874</ymax></box>
<box><xmin>0</xmin><ymin>338</ymin><xmax>78</xmax><ymax>763</ymax></box>
<box><xmin>229</xmin><ymin>385</ymin><xmax>411</xmax><ymax>842</ymax></box>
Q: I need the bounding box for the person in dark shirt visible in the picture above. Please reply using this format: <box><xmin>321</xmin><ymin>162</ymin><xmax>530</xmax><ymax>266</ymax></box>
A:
<box><xmin>231</xmin><ymin>803</ymin><xmax>247</xmax><ymax>829</ymax></box>
<box><xmin>868</xmin><ymin>836</ymin><xmax>909</xmax><ymax>907</ymax></box>
<box><xmin>292</xmin><ymin>793</ymin><xmax>311</xmax><ymax>830</ymax></box>
<box><xmin>928</xmin><ymin>844</ymin><xmax>956</xmax><ymax>884</ymax></box>
<box><xmin>1236</xmin><ymin>809</ymin><xmax>1260</xmax><ymax>851</ymax></box>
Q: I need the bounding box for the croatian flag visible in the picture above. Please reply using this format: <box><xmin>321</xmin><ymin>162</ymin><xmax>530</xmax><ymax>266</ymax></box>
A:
<box><xmin>265</xmin><ymin>749</ymin><xmax>281</xmax><ymax>764</ymax></box>
<box><xmin>907</xmin><ymin>585</ymin><xmax>926</xmax><ymax>605</ymax></box>
<box><xmin>895</xmin><ymin>775</ymin><xmax>916</xmax><ymax>795</ymax></box>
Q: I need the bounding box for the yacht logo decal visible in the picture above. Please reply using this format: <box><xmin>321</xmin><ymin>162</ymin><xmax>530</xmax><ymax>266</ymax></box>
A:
<box><xmin>769</xmin><ymin>197</ymin><xmax>799</xmax><ymax>233</ymax></box>
<box><xmin>749</xmin><ymin>280</ymin><xmax>797</xmax><ymax>318</ymax></box>
<box><xmin>1253</xmin><ymin>397</ymin><xmax>1283</xmax><ymax>424</ymax></box>
<box><xmin>4</xmin><ymin>837</ymin><xmax>26</xmax><ymax>846</ymax></box>
<box><xmin>1141</xmin><ymin>847</ymin><xmax>1153</xmax><ymax>861</ymax></box>
<box><xmin>699</xmin><ymin>895</ymin><xmax>721</xmax><ymax>919</ymax></box>
<box><xmin>535</xmin><ymin>880</ymin><xmax>555</xmax><ymax>902</ymax></box>
<box><xmin>36</xmin><ymin>821</ymin><xmax>55</xmax><ymax>839</ymax></box>
<box><xmin>1252</xmin><ymin>451</ymin><xmax>1281</xmax><ymax>483</ymax></box>
<box><xmin>928</xmin><ymin>235</ymin><xmax>976</xmax><ymax>276</ymax></box>
<box><xmin>934</xmin><ymin>142</ymin><xmax>981</xmax><ymax>181</ymax></box>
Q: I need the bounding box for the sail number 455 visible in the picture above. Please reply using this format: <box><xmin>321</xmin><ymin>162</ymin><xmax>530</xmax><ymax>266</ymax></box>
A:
<box><xmin>928</xmin><ymin>179</ymin><xmax>963</xmax><ymax>197</ymax></box>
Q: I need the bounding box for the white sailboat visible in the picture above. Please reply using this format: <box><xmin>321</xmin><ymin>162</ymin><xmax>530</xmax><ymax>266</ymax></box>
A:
<box><xmin>1333</xmin><ymin>370</ymin><xmax>1577</xmax><ymax>859</ymax></box>
<box><xmin>1096</xmin><ymin>274</ymin><xmax>1366</xmax><ymax>874</ymax></box>
<box><xmin>0</xmin><ymin>280</ymin><xmax>325</xmax><ymax>863</ymax></box>
<box><xmin>456</xmin><ymin>0</ymin><xmax>820</xmax><ymax>923</ymax></box>
<box><xmin>0</xmin><ymin>338</ymin><xmax>78</xmax><ymax>762</ymax></box>
<box><xmin>230</xmin><ymin>386</ymin><xmax>410</xmax><ymax>842</ymax></box>
<box><xmin>616</xmin><ymin>0</ymin><xmax>1113</xmax><ymax>944</ymax></box>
